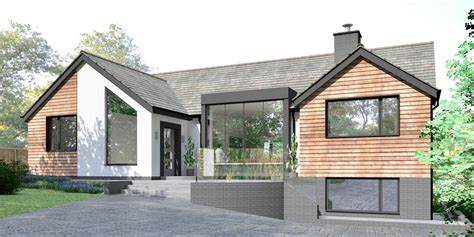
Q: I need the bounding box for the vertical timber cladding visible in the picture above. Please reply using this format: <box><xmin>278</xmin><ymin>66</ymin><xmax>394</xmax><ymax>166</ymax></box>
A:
<box><xmin>27</xmin><ymin>73</ymin><xmax>77</xmax><ymax>176</ymax></box>
<box><xmin>299</xmin><ymin>58</ymin><xmax>431</xmax><ymax>178</ymax></box>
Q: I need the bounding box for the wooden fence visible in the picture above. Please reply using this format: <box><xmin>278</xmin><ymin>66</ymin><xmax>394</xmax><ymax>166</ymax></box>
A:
<box><xmin>0</xmin><ymin>148</ymin><xmax>28</xmax><ymax>163</ymax></box>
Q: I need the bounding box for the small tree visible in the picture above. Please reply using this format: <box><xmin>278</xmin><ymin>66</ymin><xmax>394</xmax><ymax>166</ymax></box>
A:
<box><xmin>416</xmin><ymin>13</ymin><xmax>474</xmax><ymax>219</ymax></box>
<box><xmin>287</xmin><ymin>134</ymin><xmax>299</xmax><ymax>173</ymax></box>
<box><xmin>184</xmin><ymin>136</ymin><xmax>196</xmax><ymax>168</ymax></box>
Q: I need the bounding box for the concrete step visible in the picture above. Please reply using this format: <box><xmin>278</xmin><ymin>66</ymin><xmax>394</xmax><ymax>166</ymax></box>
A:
<box><xmin>122</xmin><ymin>179</ymin><xmax>192</xmax><ymax>199</ymax></box>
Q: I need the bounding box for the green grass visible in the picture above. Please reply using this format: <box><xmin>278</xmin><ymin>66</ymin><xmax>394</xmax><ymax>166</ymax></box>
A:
<box><xmin>0</xmin><ymin>188</ymin><xmax>102</xmax><ymax>218</ymax></box>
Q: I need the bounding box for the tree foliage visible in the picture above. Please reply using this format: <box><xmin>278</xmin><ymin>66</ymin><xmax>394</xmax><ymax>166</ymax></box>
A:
<box><xmin>0</xmin><ymin>21</ymin><xmax>62</xmax><ymax>148</ymax></box>
<box><xmin>73</xmin><ymin>24</ymin><xmax>149</xmax><ymax>72</ymax></box>
<box><xmin>416</xmin><ymin>32</ymin><xmax>474</xmax><ymax>217</ymax></box>
<box><xmin>184</xmin><ymin>136</ymin><xmax>196</xmax><ymax>168</ymax></box>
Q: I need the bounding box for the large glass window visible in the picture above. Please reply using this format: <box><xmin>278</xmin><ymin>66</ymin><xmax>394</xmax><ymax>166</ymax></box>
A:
<box><xmin>327</xmin><ymin>96</ymin><xmax>399</xmax><ymax>137</ymax></box>
<box><xmin>326</xmin><ymin>178</ymin><xmax>399</xmax><ymax>214</ymax></box>
<box><xmin>46</xmin><ymin>116</ymin><xmax>77</xmax><ymax>152</ymax></box>
<box><xmin>206</xmin><ymin>100</ymin><xmax>284</xmax><ymax>179</ymax></box>
<box><xmin>106</xmin><ymin>89</ymin><xmax>137</xmax><ymax>165</ymax></box>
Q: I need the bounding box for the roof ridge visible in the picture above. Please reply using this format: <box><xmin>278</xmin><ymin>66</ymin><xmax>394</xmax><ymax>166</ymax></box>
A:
<box><xmin>153</xmin><ymin>41</ymin><xmax>434</xmax><ymax>76</ymax></box>
<box><xmin>154</xmin><ymin>53</ymin><xmax>334</xmax><ymax>75</ymax></box>
<box><xmin>80</xmin><ymin>50</ymin><xmax>168</xmax><ymax>82</ymax></box>
<box><xmin>369</xmin><ymin>41</ymin><xmax>434</xmax><ymax>51</ymax></box>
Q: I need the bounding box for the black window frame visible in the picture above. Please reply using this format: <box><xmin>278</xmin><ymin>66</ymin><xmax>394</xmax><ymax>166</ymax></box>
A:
<box><xmin>46</xmin><ymin>115</ymin><xmax>77</xmax><ymax>152</ymax></box>
<box><xmin>325</xmin><ymin>95</ymin><xmax>400</xmax><ymax>138</ymax></box>
<box><xmin>325</xmin><ymin>177</ymin><xmax>400</xmax><ymax>215</ymax></box>
<box><xmin>105</xmin><ymin>88</ymin><xmax>138</xmax><ymax>166</ymax></box>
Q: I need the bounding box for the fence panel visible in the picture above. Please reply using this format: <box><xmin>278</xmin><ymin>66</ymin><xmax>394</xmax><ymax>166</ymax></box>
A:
<box><xmin>0</xmin><ymin>148</ymin><xmax>28</xmax><ymax>163</ymax></box>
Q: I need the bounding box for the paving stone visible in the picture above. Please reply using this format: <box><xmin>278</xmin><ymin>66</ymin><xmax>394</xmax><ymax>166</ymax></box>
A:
<box><xmin>0</xmin><ymin>195</ymin><xmax>468</xmax><ymax>236</ymax></box>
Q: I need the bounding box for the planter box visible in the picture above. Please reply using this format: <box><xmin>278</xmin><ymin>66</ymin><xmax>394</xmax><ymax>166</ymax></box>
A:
<box><xmin>186</xmin><ymin>169</ymin><xmax>195</xmax><ymax>176</ymax></box>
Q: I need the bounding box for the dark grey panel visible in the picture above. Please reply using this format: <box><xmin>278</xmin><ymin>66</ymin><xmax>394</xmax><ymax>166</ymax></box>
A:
<box><xmin>152</xmin><ymin>107</ymin><xmax>192</xmax><ymax>121</ymax></box>
<box><xmin>334</xmin><ymin>30</ymin><xmax>362</xmax><ymax>63</ymax></box>
<box><xmin>102</xmin><ymin>181</ymin><xmax>133</xmax><ymax>195</ymax></box>
<box><xmin>201</xmin><ymin>87</ymin><xmax>297</xmax><ymax>105</ymax></box>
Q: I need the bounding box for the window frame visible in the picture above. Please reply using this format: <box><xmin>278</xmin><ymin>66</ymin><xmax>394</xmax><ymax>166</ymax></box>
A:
<box><xmin>45</xmin><ymin>115</ymin><xmax>77</xmax><ymax>152</ymax></box>
<box><xmin>325</xmin><ymin>95</ymin><xmax>400</xmax><ymax>138</ymax></box>
<box><xmin>325</xmin><ymin>177</ymin><xmax>400</xmax><ymax>215</ymax></box>
<box><xmin>105</xmin><ymin>88</ymin><xmax>138</xmax><ymax>166</ymax></box>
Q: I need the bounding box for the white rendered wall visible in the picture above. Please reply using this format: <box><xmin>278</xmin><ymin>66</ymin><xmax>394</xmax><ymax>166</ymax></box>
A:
<box><xmin>151</xmin><ymin>115</ymin><xmax>200</xmax><ymax>177</ymax></box>
<box><xmin>77</xmin><ymin>64</ymin><xmax>153</xmax><ymax>177</ymax></box>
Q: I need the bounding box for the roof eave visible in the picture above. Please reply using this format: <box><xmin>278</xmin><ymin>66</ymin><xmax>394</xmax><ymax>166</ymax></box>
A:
<box><xmin>22</xmin><ymin>53</ymin><xmax>157</xmax><ymax>122</ymax></box>
<box><xmin>21</xmin><ymin>54</ymin><xmax>87</xmax><ymax>122</ymax></box>
<box><xmin>293</xmin><ymin>47</ymin><xmax>440</xmax><ymax>107</ymax></box>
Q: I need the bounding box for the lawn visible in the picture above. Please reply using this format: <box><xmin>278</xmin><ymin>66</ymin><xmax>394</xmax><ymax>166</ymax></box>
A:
<box><xmin>0</xmin><ymin>188</ymin><xmax>102</xmax><ymax>218</ymax></box>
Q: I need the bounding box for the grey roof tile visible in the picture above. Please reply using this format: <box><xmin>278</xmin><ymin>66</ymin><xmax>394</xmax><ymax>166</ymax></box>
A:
<box><xmin>83</xmin><ymin>52</ymin><xmax>188</xmax><ymax>114</ymax></box>
<box><xmin>156</xmin><ymin>42</ymin><xmax>437</xmax><ymax>115</ymax></box>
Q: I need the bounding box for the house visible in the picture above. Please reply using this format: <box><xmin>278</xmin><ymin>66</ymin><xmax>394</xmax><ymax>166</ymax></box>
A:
<box><xmin>22</xmin><ymin>28</ymin><xmax>440</xmax><ymax>222</ymax></box>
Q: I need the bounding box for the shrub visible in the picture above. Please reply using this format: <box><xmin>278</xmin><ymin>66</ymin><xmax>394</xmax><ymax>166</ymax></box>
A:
<box><xmin>0</xmin><ymin>160</ymin><xmax>29</xmax><ymax>195</ymax></box>
<box><xmin>184</xmin><ymin>136</ymin><xmax>196</xmax><ymax>168</ymax></box>
<box><xmin>21</xmin><ymin>176</ymin><xmax>104</xmax><ymax>194</ymax></box>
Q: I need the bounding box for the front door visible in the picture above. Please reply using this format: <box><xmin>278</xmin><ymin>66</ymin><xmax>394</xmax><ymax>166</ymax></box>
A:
<box><xmin>160</xmin><ymin>122</ymin><xmax>181</xmax><ymax>176</ymax></box>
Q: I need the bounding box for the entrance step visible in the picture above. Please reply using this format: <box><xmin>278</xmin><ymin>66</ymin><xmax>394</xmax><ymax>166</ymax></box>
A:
<box><xmin>122</xmin><ymin>179</ymin><xmax>193</xmax><ymax>200</ymax></box>
<box><xmin>163</xmin><ymin>176</ymin><xmax>196</xmax><ymax>181</ymax></box>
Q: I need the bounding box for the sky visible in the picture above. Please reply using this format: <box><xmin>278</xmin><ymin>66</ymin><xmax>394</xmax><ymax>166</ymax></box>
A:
<box><xmin>1</xmin><ymin>0</ymin><xmax>471</xmax><ymax>100</ymax></box>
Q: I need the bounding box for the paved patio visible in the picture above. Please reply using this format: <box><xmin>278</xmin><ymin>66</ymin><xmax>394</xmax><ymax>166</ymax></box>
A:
<box><xmin>0</xmin><ymin>195</ymin><xmax>466</xmax><ymax>236</ymax></box>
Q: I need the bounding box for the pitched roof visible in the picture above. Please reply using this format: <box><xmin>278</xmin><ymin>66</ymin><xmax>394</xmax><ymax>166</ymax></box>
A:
<box><xmin>156</xmin><ymin>42</ymin><xmax>437</xmax><ymax>115</ymax></box>
<box><xmin>23</xmin><ymin>41</ymin><xmax>439</xmax><ymax>121</ymax></box>
<box><xmin>22</xmin><ymin>52</ymin><xmax>188</xmax><ymax>122</ymax></box>
<box><xmin>83</xmin><ymin>52</ymin><xmax>187</xmax><ymax>114</ymax></box>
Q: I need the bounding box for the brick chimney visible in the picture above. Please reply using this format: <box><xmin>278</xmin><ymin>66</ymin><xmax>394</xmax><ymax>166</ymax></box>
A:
<box><xmin>334</xmin><ymin>23</ymin><xmax>362</xmax><ymax>63</ymax></box>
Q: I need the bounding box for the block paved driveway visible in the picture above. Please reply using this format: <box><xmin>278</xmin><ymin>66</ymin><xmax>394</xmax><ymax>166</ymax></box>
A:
<box><xmin>0</xmin><ymin>195</ymin><xmax>456</xmax><ymax>236</ymax></box>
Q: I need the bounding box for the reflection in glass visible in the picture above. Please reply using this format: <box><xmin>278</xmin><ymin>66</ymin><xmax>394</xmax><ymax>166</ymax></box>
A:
<box><xmin>163</xmin><ymin>128</ymin><xmax>175</xmax><ymax>170</ymax></box>
<box><xmin>327</xmin><ymin>179</ymin><xmax>380</xmax><ymax>212</ymax></box>
<box><xmin>106</xmin><ymin>89</ymin><xmax>137</xmax><ymax>165</ymax></box>
<box><xmin>327</xmin><ymin>179</ymin><xmax>399</xmax><ymax>213</ymax></box>
<box><xmin>328</xmin><ymin>97</ymin><xmax>399</xmax><ymax>137</ymax></box>
<box><xmin>46</xmin><ymin>116</ymin><xmax>76</xmax><ymax>152</ymax></box>
<box><xmin>328</xmin><ymin>99</ymin><xmax>379</xmax><ymax>137</ymax></box>
<box><xmin>381</xmin><ymin>97</ymin><xmax>399</xmax><ymax>135</ymax></box>
<box><xmin>205</xmin><ymin>100</ymin><xmax>284</xmax><ymax>180</ymax></box>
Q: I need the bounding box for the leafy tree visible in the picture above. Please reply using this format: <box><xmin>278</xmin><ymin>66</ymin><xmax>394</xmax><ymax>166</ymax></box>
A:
<box><xmin>73</xmin><ymin>24</ymin><xmax>149</xmax><ymax>72</ymax></box>
<box><xmin>446</xmin><ymin>40</ymin><xmax>474</xmax><ymax>109</ymax></box>
<box><xmin>0</xmin><ymin>21</ymin><xmax>62</xmax><ymax>148</ymax></box>
<box><xmin>416</xmin><ymin>16</ymin><xmax>474</xmax><ymax>219</ymax></box>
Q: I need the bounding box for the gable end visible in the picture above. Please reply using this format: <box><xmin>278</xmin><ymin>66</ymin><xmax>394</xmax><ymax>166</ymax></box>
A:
<box><xmin>293</xmin><ymin>47</ymin><xmax>441</xmax><ymax>107</ymax></box>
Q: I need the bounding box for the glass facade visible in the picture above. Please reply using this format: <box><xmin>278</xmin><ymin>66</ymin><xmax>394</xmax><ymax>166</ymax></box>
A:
<box><xmin>106</xmin><ymin>89</ymin><xmax>137</xmax><ymax>165</ymax></box>
<box><xmin>203</xmin><ymin>100</ymin><xmax>284</xmax><ymax>180</ymax></box>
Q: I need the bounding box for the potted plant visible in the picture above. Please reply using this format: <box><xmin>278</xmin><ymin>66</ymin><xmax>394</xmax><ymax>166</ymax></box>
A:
<box><xmin>184</xmin><ymin>136</ymin><xmax>196</xmax><ymax>176</ymax></box>
<box><xmin>287</xmin><ymin>134</ymin><xmax>299</xmax><ymax>178</ymax></box>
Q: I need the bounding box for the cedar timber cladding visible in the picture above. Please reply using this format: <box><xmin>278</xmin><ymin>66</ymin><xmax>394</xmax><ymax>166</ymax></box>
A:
<box><xmin>299</xmin><ymin>58</ymin><xmax>431</xmax><ymax>178</ymax></box>
<box><xmin>27</xmin><ymin>73</ymin><xmax>77</xmax><ymax>176</ymax></box>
